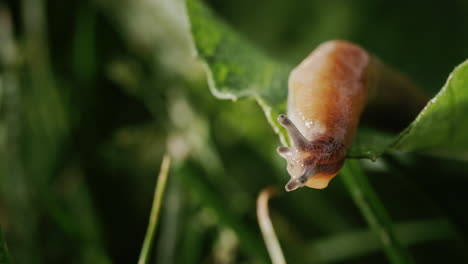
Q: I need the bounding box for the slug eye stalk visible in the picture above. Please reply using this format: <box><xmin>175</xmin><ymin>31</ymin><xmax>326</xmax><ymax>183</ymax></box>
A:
<box><xmin>277</xmin><ymin>114</ymin><xmax>308</xmax><ymax>149</ymax></box>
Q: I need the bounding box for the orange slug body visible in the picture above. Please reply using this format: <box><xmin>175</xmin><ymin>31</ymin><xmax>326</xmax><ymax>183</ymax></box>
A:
<box><xmin>277</xmin><ymin>40</ymin><xmax>369</xmax><ymax>191</ymax></box>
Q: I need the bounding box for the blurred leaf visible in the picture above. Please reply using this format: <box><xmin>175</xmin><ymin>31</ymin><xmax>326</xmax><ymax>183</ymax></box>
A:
<box><xmin>340</xmin><ymin>160</ymin><xmax>414</xmax><ymax>264</ymax></box>
<box><xmin>73</xmin><ymin>5</ymin><xmax>97</xmax><ymax>81</ymax></box>
<box><xmin>176</xmin><ymin>162</ymin><xmax>269</xmax><ymax>263</ymax></box>
<box><xmin>306</xmin><ymin>217</ymin><xmax>456</xmax><ymax>263</ymax></box>
<box><xmin>0</xmin><ymin>227</ymin><xmax>10</xmax><ymax>264</ymax></box>
<box><xmin>186</xmin><ymin>0</ymin><xmax>468</xmax><ymax>160</ymax></box>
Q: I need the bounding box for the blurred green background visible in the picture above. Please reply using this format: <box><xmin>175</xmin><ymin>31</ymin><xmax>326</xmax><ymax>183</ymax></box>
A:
<box><xmin>1</xmin><ymin>0</ymin><xmax>468</xmax><ymax>263</ymax></box>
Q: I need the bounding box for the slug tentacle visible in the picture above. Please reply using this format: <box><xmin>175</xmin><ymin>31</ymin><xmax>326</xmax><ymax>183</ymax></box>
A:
<box><xmin>276</xmin><ymin>146</ymin><xmax>290</xmax><ymax>159</ymax></box>
<box><xmin>277</xmin><ymin>114</ymin><xmax>308</xmax><ymax>149</ymax></box>
<box><xmin>277</xmin><ymin>114</ymin><xmax>320</xmax><ymax>190</ymax></box>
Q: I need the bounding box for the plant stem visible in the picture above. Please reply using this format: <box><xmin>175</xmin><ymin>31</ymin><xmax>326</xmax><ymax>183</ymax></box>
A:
<box><xmin>341</xmin><ymin>159</ymin><xmax>414</xmax><ymax>264</ymax></box>
<box><xmin>257</xmin><ymin>187</ymin><xmax>286</xmax><ymax>264</ymax></box>
<box><xmin>138</xmin><ymin>155</ymin><xmax>171</xmax><ymax>264</ymax></box>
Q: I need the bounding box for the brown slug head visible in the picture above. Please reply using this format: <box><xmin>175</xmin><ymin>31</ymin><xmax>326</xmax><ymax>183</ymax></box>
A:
<box><xmin>277</xmin><ymin>114</ymin><xmax>345</xmax><ymax>191</ymax></box>
<box><xmin>277</xmin><ymin>114</ymin><xmax>317</xmax><ymax>191</ymax></box>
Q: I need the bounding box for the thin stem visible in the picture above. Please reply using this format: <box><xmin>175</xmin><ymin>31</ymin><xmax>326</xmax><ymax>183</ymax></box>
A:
<box><xmin>341</xmin><ymin>159</ymin><xmax>414</xmax><ymax>264</ymax></box>
<box><xmin>257</xmin><ymin>187</ymin><xmax>286</xmax><ymax>264</ymax></box>
<box><xmin>138</xmin><ymin>155</ymin><xmax>172</xmax><ymax>264</ymax></box>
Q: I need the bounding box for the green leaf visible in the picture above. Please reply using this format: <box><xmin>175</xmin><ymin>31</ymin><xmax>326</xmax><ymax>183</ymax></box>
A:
<box><xmin>186</xmin><ymin>0</ymin><xmax>468</xmax><ymax>160</ymax></box>
<box><xmin>187</xmin><ymin>0</ymin><xmax>291</xmax><ymax>146</ymax></box>
<box><xmin>393</xmin><ymin>61</ymin><xmax>468</xmax><ymax>158</ymax></box>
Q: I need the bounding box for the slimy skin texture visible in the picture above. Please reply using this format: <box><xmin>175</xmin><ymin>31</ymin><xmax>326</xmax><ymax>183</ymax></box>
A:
<box><xmin>277</xmin><ymin>40</ymin><xmax>369</xmax><ymax>191</ymax></box>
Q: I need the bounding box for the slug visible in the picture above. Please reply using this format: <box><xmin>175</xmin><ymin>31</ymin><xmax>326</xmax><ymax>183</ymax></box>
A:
<box><xmin>277</xmin><ymin>40</ymin><xmax>426</xmax><ymax>191</ymax></box>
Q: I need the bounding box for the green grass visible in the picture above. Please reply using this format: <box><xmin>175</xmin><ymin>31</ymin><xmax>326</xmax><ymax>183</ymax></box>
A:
<box><xmin>138</xmin><ymin>155</ymin><xmax>171</xmax><ymax>264</ymax></box>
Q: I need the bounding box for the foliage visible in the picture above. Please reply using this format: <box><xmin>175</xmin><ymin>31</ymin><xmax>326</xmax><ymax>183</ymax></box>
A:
<box><xmin>1</xmin><ymin>0</ymin><xmax>468</xmax><ymax>263</ymax></box>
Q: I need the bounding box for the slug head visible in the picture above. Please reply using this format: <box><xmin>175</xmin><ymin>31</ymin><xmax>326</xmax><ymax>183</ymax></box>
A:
<box><xmin>277</xmin><ymin>114</ymin><xmax>345</xmax><ymax>191</ymax></box>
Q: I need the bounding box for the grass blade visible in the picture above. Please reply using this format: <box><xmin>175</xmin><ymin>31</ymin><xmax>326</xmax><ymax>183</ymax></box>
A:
<box><xmin>341</xmin><ymin>159</ymin><xmax>414</xmax><ymax>264</ymax></box>
<box><xmin>138</xmin><ymin>155</ymin><xmax>171</xmax><ymax>264</ymax></box>
<box><xmin>0</xmin><ymin>226</ymin><xmax>11</xmax><ymax>264</ymax></box>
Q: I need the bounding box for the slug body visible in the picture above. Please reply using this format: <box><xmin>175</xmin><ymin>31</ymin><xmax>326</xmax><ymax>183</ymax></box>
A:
<box><xmin>277</xmin><ymin>40</ymin><xmax>369</xmax><ymax>191</ymax></box>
